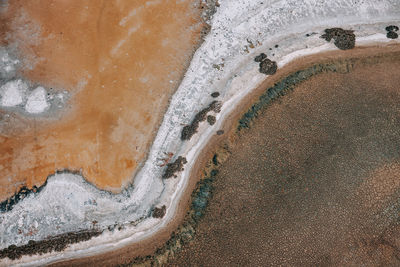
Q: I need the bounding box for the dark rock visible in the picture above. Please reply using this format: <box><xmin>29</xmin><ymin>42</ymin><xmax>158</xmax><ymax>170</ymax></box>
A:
<box><xmin>320</xmin><ymin>28</ymin><xmax>355</xmax><ymax>50</ymax></box>
<box><xmin>254</xmin><ymin>53</ymin><xmax>267</xmax><ymax>62</ymax></box>
<box><xmin>163</xmin><ymin>156</ymin><xmax>187</xmax><ymax>179</ymax></box>
<box><xmin>387</xmin><ymin>31</ymin><xmax>398</xmax><ymax>39</ymax></box>
<box><xmin>386</xmin><ymin>25</ymin><xmax>399</xmax><ymax>32</ymax></box>
<box><xmin>207</xmin><ymin>115</ymin><xmax>216</xmax><ymax>125</ymax></box>
<box><xmin>216</xmin><ymin>130</ymin><xmax>224</xmax><ymax>135</ymax></box>
<box><xmin>181</xmin><ymin>101</ymin><xmax>222</xmax><ymax>140</ymax></box>
<box><xmin>211</xmin><ymin>92</ymin><xmax>220</xmax><ymax>98</ymax></box>
<box><xmin>212</xmin><ymin>154</ymin><xmax>218</xmax><ymax>165</ymax></box>
<box><xmin>152</xmin><ymin>205</ymin><xmax>167</xmax><ymax>218</ymax></box>
<box><xmin>259</xmin><ymin>58</ymin><xmax>278</xmax><ymax>75</ymax></box>
<box><xmin>0</xmin><ymin>229</ymin><xmax>101</xmax><ymax>260</ymax></box>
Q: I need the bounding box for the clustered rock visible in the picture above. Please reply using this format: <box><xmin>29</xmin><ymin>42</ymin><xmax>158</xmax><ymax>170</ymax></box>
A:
<box><xmin>163</xmin><ymin>156</ymin><xmax>188</xmax><ymax>179</ymax></box>
<box><xmin>152</xmin><ymin>205</ymin><xmax>167</xmax><ymax>218</ymax></box>
<box><xmin>320</xmin><ymin>28</ymin><xmax>355</xmax><ymax>50</ymax></box>
<box><xmin>207</xmin><ymin>115</ymin><xmax>216</xmax><ymax>125</ymax></box>
<box><xmin>181</xmin><ymin>101</ymin><xmax>221</xmax><ymax>141</ymax></box>
<box><xmin>254</xmin><ymin>53</ymin><xmax>278</xmax><ymax>75</ymax></box>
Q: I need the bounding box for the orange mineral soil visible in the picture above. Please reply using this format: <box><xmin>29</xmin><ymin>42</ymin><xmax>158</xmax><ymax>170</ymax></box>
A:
<box><xmin>0</xmin><ymin>0</ymin><xmax>203</xmax><ymax>200</ymax></box>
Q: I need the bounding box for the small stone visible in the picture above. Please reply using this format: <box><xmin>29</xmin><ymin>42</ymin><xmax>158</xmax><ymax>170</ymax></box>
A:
<box><xmin>207</xmin><ymin>115</ymin><xmax>216</xmax><ymax>125</ymax></box>
<box><xmin>254</xmin><ymin>53</ymin><xmax>267</xmax><ymax>62</ymax></box>
<box><xmin>211</xmin><ymin>92</ymin><xmax>220</xmax><ymax>98</ymax></box>
<box><xmin>152</xmin><ymin>205</ymin><xmax>167</xmax><ymax>218</ymax></box>
<box><xmin>385</xmin><ymin>25</ymin><xmax>399</xmax><ymax>32</ymax></box>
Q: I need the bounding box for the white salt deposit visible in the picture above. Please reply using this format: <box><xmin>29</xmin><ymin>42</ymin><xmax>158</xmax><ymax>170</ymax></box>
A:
<box><xmin>2</xmin><ymin>0</ymin><xmax>400</xmax><ymax>266</ymax></box>
<box><xmin>0</xmin><ymin>79</ymin><xmax>27</xmax><ymax>107</ymax></box>
<box><xmin>24</xmin><ymin>86</ymin><xmax>49</xmax><ymax>113</ymax></box>
<box><xmin>0</xmin><ymin>48</ymin><xmax>19</xmax><ymax>79</ymax></box>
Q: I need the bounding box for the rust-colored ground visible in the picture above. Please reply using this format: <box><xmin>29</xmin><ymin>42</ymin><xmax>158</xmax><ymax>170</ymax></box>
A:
<box><xmin>0</xmin><ymin>0</ymin><xmax>203</xmax><ymax>199</ymax></box>
<box><xmin>168</xmin><ymin>49</ymin><xmax>400</xmax><ymax>266</ymax></box>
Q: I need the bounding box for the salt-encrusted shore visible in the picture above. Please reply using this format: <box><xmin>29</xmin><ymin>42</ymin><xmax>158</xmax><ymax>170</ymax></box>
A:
<box><xmin>1</xmin><ymin>0</ymin><xmax>400</xmax><ymax>266</ymax></box>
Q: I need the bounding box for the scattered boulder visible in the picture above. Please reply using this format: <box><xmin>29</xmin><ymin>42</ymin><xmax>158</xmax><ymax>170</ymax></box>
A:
<box><xmin>254</xmin><ymin>53</ymin><xmax>267</xmax><ymax>62</ymax></box>
<box><xmin>385</xmin><ymin>25</ymin><xmax>399</xmax><ymax>39</ymax></box>
<box><xmin>163</xmin><ymin>156</ymin><xmax>187</xmax><ymax>179</ymax></box>
<box><xmin>259</xmin><ymin>58</ymin><xmax>278</xmax><ymax>75</ymax></box>
<box><xmin>181</xmin><ymin>101</ymin><xmax>222</xmax><ymax>140</ymax></box>
<box><xmin>216</xmin><ymin>130</ymin><xmax>224</xmax><ymax>135</ymax></box>
<box><xmin>254</xmin><ymin>53</ymin><xmax>278</xmax><ymax>75</ymax></box>
<box><xmin>386</xmin><ymin>25</ymin><xmax>399</xmax><ymax>32</ymax></box>
<box><xmin>320</xmin><ymin>28</ymin><xmax>355</xmax><ymax>50</ymax></box>
<box><xmin>387</xmin><ymin>31</ymin><xmax>398</xmax><ymax>39</ymax></box>
<box><xmin>211</xmin><ymin>92</ymin><xmax>220</xmax><ymax>98</ymax></box>
<box><xmin>152</xmin><ymin>205</ymin><xmax>167</xmax><ymax>218</ymax></box>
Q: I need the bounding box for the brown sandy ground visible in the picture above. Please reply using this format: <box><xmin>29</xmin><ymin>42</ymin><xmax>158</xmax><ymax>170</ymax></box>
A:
<box><xmin>0</xmin><ymin>0</ymin><xmax>204</xmax><ymax>200</ymax></box>
<box><xmin>52</xmin><ymin>44</ymin><xmax>400</xmax><ymax>267</ymax></box>
<box><xmin>168</xmin><ymin>46</ymin><xmax>400</xmax><ymax>266</ymax></box>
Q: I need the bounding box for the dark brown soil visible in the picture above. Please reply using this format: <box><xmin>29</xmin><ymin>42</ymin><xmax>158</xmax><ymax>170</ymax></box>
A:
<box><xmin>321</xmin><ymin>28</ymin><xmax>355</xmax><ymax>50</ymax></box>
<box><xmin>167</xmin><ymin>51</ymin><xmax>400</xmax><ymax>266</ymax></box>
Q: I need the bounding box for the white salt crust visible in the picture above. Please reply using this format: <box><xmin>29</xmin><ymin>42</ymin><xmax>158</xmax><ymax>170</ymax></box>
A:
<box><xmin>0</xmin><ymin>79</ymin><xmax>27</xmax><ymax>107</ymax></box>
<box><xmin>24</xmin><ymin>86</ymin><xmax>49</xmax><ymax>113</ymax></box>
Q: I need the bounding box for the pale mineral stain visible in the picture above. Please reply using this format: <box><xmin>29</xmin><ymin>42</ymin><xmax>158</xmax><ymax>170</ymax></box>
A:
<box><xmin>0</xmin><ymin>0</ymin><xmax>203</xmax><ymax>199</ymax></box>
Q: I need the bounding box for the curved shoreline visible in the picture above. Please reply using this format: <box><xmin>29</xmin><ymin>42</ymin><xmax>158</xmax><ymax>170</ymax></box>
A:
<box><xmin>167</xmin><ymin>45</ymin><xmax>400</xmax><ymax>266</ymax></box>
<box><xmin>4</xmin><ymin>42</ymin><xmax>400</xmax><ymax>267</ymax></box>
<box><xmin>2</xmin><ymin>0</ymin><xmax>400</xmax><ymax>265</ymax></box>
<box><xmin>49</xmin><ymin>44</ymin><xmax>400</xmax><ymax>266</ymax></box>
